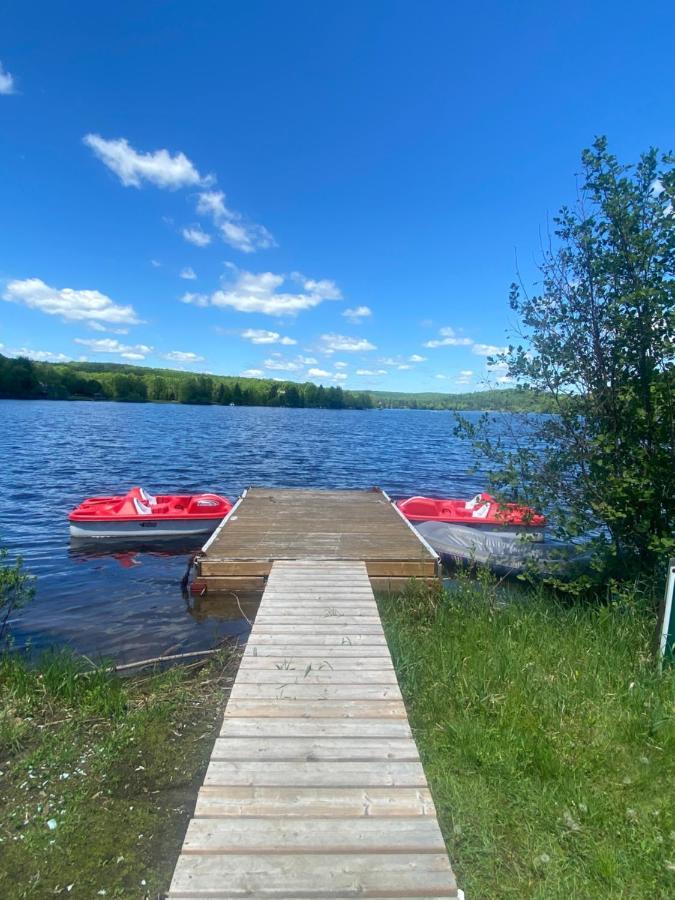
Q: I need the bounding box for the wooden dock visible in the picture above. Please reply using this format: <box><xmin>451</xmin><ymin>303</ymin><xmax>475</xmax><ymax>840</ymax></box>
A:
<box><xmin>193</xmin><ymin>487</ymin><xmax>440</xmax><ymax>594</ymax></box>
<box><xmin>168</xmin><ymin>560</ymin><xmax>458</xmax><ymax>898</ymax></box>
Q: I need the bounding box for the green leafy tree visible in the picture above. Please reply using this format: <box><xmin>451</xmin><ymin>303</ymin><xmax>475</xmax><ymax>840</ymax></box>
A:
<box><xmin>459</xmin><ymin>138</ymin><xmax>674</xmax><ymax>579</ymax></box>
<box><xmin>0</xmin><ymin>356</ymin><xmax>40</xmax><ymax>398</ymax></box>
<box><xmin>0</xmin><ymin>549</ymin><xmax>35</xmax><ymax>644</ymax></box>
<box><xmin>112</xmin><ymin>374</ymin><xmax>147</xmax><ymax>402</ymax></box>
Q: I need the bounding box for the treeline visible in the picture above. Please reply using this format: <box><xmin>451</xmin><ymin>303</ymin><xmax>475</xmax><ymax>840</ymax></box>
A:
<box><xmin>0</xmin><ymin>354</ymin><xmax>556</xmax><ymax>413</ymax></box>
<box><xmin>0</xmin><ymin>355</ymin><xmax>373</xmax><ymax>409</ymax></box>
<box><xmin>369</xmin><ymin>387</ymin><xmax>557</xmax><ymax>413</ymax></box>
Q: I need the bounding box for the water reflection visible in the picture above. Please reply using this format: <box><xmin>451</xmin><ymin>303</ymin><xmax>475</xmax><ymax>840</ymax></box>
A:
<box><xmin>187</xmin><ymin>591</ymin><xmax>262</xmax><ymax>625</ymax></box>
<box><xmin>69</xmin><ymin>536</ymin><xmax>201</xmax><ymax>569</ymax></box>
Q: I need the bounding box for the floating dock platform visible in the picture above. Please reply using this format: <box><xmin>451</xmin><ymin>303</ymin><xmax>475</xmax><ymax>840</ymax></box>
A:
<box><xmin>168</xmin><ymin>559</ymin><xmax>458</xmax><ymax>898</ymax></box>
<box><xmin>193</xmin><ymin>487</ymin><xmax>440</xmax><ymax>594</ymax></box>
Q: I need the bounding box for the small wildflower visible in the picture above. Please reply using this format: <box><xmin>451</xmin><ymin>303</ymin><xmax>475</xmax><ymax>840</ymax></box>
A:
<box><xmin>47</xmin><ymin>819</ymin><xmax>57</xmax><ymax>830</ymax></box>
<box><xmin>534</xmin><ymin>853</ymin><xmax>551</xmax><ymax>866</ymax></box>
<box><xmin>626</xmin><ymin>808</ymin><xmax>638</xmax><ymax>822</ymax></box>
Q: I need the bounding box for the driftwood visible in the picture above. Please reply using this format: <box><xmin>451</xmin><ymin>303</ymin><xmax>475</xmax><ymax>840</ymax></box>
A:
<box><xmin>112</xmin><ymin>643</ymin><xmax>242</xmax><ymax>672</ymax></box>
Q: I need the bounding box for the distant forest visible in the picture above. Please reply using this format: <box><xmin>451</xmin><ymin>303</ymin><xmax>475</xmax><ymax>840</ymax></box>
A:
<box><xmin>0</xmin><ymin>354</ymin><xmax>554</xmax><ymax>412</ymax></box>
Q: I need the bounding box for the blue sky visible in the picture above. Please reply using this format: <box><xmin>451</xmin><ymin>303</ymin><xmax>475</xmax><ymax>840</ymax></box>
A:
<box><xmin>1</xmin><ymin>1</ymin><xmax>674</xmax><ymax>393</ymax></box>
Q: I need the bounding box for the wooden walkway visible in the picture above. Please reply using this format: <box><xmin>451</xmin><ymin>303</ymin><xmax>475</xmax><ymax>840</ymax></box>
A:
<box><xmin>168</xmin><ymin>560</ymin><xmax>458</xmax><ymax>898</ymax></box>
<box><xmin>194</xmin><ymin>488</ymin><xmax>440</xmax><ymax>594</ymax></box>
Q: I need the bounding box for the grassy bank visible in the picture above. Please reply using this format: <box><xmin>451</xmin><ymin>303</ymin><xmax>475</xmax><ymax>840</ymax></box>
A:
<box><xmin>0</xmin><ymin>647</ymin><xmax>240</xmax><ymax>899</ymax></box>
<box><xmin>379</xmin><ymin>578</ymin><xmax>675</xmax><ymax>899</ymax></box>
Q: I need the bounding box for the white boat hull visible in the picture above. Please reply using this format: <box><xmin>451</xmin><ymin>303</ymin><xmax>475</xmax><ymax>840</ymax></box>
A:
<box><xmin>69</xmin><ymin>517</ymin><xmax>222</xmax><ymax>539</ymax></box>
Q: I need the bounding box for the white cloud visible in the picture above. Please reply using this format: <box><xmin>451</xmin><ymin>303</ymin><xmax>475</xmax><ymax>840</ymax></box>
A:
<box><xmin>496</xmin><ymin>374</ymin><xmax>513</xmax><ymax>384</ymax></box>
<box><xmin>196</xmin><ymin>191</ymin><xmax>227</xmax><ymax>218</ymax></box>
<box><xmin>180</xmin><ymin>267</ymin><xmax>197</xmax><ymax>280</ymax></box>
<box><xmin>211</xmin><ymin>269</ymin><xmax>341</xmax><ymax>316</ymax></box>
<box><xmin>180</xmin><ymin>292</ymin><xmax>209</xmax><ymax>308</ymax></box>
<box><xmin>263</xmin><ymin>356</ymin><xmax>302</xmax><ymax>372</ymax></box>
<box><xmin>182</xmin><ymin>226</ymin><xmax>211</xmax><ymax>247</ymax></box>
<box><xmin>334</xmin><ymin>361</ymin><xmax>348</xmax><ymax>369</ymax></box>
<box><xmin>150</xmin><ymin>259</ymin><xmax>162</xmax><ymax>267</ymax></box>
<box><xmin>308</xmin><ymin>367</ymin><xmax>330</xmax><ymax>378</ymax></box>
<box><xmin>397</xmin><ymin>364</ymin><xmax>412</xmax><ymax>370</ymax></box>
<box><xmin>87</xmin><ymin>321</ymin><xmax>128</xmax><ymax>334</ymax></box>
<box><xmin>424</xmin><ymin>326</ymin><xmax>474</xmax><ymax>348</ymax></box>
<box><xmin>3</xmin><ymin>278</ymin><xmax>141</xmax><ymax>325</ymax></box>
<box><xmin>319</xmin><ymin>333</ymin><xmax>376</xmax><ymax>353</ymax></box>
<box><xmin>356</xmin><ymin>368</ymin><xmax>387</xmax><ymax>376</ymax></box>
<box><xmin>83</xmin><ymin>134</ymin><xmax>207</xmax><ymax>189</ymax></box>
<box><xmin>9</xmin><ymin>348</ymin><xmax>71</xmax><ymax>362</ymax></box>
<box><xmin>162</xmin><ymin>350</ymin><xmax>205</xmax><ymax>363</ymax></box>
<box><xmin>241</xmin><ymin>368</ymin><xmax>264</xmax><ymax>377</ymax></box>
<box><xmin>342</xmin><ymin>305</ymin><xmax>372</xmax><ymax>323</ymax></box>
<box><xmin>241</xmin><ymin>328</ymin><xmax>296</xmax><ymax>345</ymax></box>
<box><xmin>460</xmin><ymin>369</ymin><xmax>474</xmax><ymax>377</ymax></box>
<box><xmin>0</xmin><ymin>61</ymin><xmax>16</xmax><ymax>95</ymax></box>
<box><xmin>409</xmin><ymin>354</ymin><xmax>426</xmax><ymax>363</ymax></box>
<box><xmin>332</xmin><ymin>372</ymin><xmax>347</xmax><ymax>382</ymax></box>
<box><xmin>196</xmin><ymin>190</ymin><xmax>275</xmax><ymax>253</ymax></box>
<box><xmin>74</xmin><ymin>338</ymin><xmax>152</xmax><ymax>360</ymax></box>
<box><xmin>435</xmin><ymin>374</ymin><xmax>448</xmax><ymax>380</ymax></box>
<box><xmin>298</xmin><ymin>355</ymin><xmax>317</xmax><ymax>365</ymax></box>
<box><xmin>472</xmin><ymin>343</ymin><xmax>508</xmax><ymax>357</ymax></box>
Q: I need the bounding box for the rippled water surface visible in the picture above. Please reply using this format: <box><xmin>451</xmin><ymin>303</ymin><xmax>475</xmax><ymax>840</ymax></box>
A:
<box><xmin>0</xmin><ymin>400</ymin><xmax>493</xmax><ymax>662</ymax></box>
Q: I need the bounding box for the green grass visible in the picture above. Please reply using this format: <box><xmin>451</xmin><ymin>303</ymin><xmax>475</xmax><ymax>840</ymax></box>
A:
<box><xmin>379</xmin><ymin>577</ymin><xmax>675</xmax><ymax>899</ymax></box>
<box><xmin>0</xmin><ymin>648</ymin><xmax>240</xmax><ymax>899</ymax></box>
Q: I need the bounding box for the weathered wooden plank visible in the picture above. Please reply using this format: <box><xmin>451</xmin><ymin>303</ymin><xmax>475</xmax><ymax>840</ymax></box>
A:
<box><xmin>249</xmin><ymin>624</ymin><xmax>385</xmax><ymax>635</ymax></box>
<box><xmin>181</xmin><ymin>816</ymin><xmax>447</xmax><ymax>852</ymax></box>
<box><xmin>168</xmin><ymin>852</ymin><xmax>457</xmax><ymax>896</ymax></box>
<box><xmin>243</xmin><ymin>646</ymin><xmax>392</xmax><ymax>658</ymax></box>
<box><xmin>193</xmin><ymin>576</ymin><xmax>266</xmax><ymax>592</ymax></box>
<box><xmin>366</xmin><ymin>560</ymin><xmax>438</xmax><ymax>577</ymax></box>
<box><xmin>239</xmin><ymin>654</ymin><xmax>395</xmax><ymax>669</ymax></box>
<box><xmin>219</xmin><ymin>718</ymin><xmax>412</xmax><ymax>739</ymax></box>
<box><xmin>224</xmin><ymin>699</ymin><xmax>408</xmax><ymax>718</ymax></box>
<box><xmin>198</xmin><ymin>560</ymin><xmax>273</xmax><ymax>577</ymax></box>
<box><xmin>211</xmin><ymin>737</ymin><xmax>419</xmax><ymax>762</ymax></box>
<box><xmin>247</xmin><ymin>634</ymin><xmax>388</xmax><ymax>645</ymax></box>
<box><xmin>229</xmin><ymin>684</ymin><xmax>402</xmax><ymax>702</ymax></box>
<box><xmin>229</xmin><ymin>684</ymin><xmax>402</xmax><ymax>701</ymax></box>
<box><xmin>254</xmin><ymin>616</ymin><xmax>382</xmax><ymax>626</ymax></box>
<box><xmin>234</xmin><ymin>669</ymin><xmax>399</xmax><ymax>684</ymax></box>
<box><xmin>203</xmin><ymin>760</ymin><xmax>426</xmax><ymax>787</ymax></box>
<box><xmin>194</xmin><ymin>785</ymin><xmax>434</xmax><ymax>818</ymax></box>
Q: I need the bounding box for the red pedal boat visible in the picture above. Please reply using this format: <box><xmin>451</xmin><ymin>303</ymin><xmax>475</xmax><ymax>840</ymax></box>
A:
<box><xmin>69</xmin><ymin>487</ymin><xmax>232</xmax><ymax>539</ymax></box>
<box><xmin>397</xmin><ymin>492</ymin><xmax>546</xmax><ymax>538</ymax></box>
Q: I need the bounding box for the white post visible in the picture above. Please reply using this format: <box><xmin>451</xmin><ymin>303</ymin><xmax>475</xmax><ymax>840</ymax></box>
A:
<box><xmin>657</xmin><ymin>558</ymin><xmax>675</xmax><ymax>667</ymax></box>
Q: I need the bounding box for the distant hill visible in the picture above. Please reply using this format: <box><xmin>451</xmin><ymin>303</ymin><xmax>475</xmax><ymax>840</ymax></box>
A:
<box><xmin>0</xmin><ymin>354</ymin><xmax>553</xmax><ymax>412</ymax></box>
<box><xmin>367</xmin><ymin>387</ymin><xmax>556</xmax><ymax>412</ymax></box>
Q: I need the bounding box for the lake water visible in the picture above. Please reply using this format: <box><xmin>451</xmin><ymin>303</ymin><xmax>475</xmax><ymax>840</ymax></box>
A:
<box><xmin>0</xmin><ymin>400</ymin><xmax>493</xmax><ymax>663</ymax></box>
